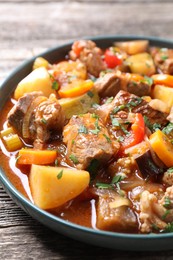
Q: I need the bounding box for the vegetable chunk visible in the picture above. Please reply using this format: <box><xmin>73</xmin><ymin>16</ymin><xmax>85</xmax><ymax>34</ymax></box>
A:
<box><xmin>14</xmin><ymin>67</ymin><xmax>56</xmax><ymax>100</ymax></box>
<box><xmin>30</xmin><ymin>165</ymin><xmax>90</xmax><ymax>209</ymax></box>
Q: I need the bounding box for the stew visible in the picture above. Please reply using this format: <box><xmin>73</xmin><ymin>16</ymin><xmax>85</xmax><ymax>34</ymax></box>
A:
<box><xmin>1</xmin><ymin>39</ymin><xmax>173</xmax><ymax>234</ymax></box>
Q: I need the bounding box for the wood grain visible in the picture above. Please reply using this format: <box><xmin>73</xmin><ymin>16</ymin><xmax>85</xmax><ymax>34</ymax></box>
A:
<box><xmin>1</xmin><ymin>1</ymin><xmax>173</xmax><ymax>259</ymax></box>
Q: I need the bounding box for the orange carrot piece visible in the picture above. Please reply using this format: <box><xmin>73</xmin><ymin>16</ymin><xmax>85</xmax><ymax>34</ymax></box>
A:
<box><xmin>58</xmin><ymin>80</ymin><xmax>94</xmax><ymax>98</ymax></box>
<box><xmin>17</xmin><ymin>149</ymin><xmax>57</xmax><ymax>165</ymax></box>
<box><xmin>152</xmin><ymin>74</ymin><xmax>173</xmax><ymax>88</ymax></box>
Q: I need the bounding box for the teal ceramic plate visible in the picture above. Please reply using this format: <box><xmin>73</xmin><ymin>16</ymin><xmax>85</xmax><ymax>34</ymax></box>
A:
<box><xmin>1</xmin><ymin>36</ymin><xmax>173</xmax><ymax>251</ymax></box>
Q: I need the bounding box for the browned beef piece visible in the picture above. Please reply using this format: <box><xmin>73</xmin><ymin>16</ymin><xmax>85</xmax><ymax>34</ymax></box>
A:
<box><xmin>31</xmin><ymin>96</ymin><xmax>65</xmax><ymax>148</ymax></box>
<box><xmin>91</xmin><ymin>90</ymin><xmax>168</xmax><ymax>131</ymax></box>
<box><xmin>110</xmin><ymin>90</ymin><xmax>168</xmax><ymax>129</ymax></box>
<box><xmin>8</xmin><ymin>91</ymin><xmax>43</xmax><ymax>134</ymax></box>
<box><xmin>8</xmin><ymin>92</ymin><xmax>65</xmax><ymax>149</ymax></box>
<box><xmin>94</xmin><ymin>71</ymin><xmax>151</xmax><ymax>98</ymax></box>
<box><xmin>150</xmin><ymin>47</ymin><xmax>173</xmax><ymax>74</ymax></box>
<box><xmin>69</xmin><ymin>40</ymin><xmax>106</xmax><ymax>77</ymax></box>
<box><xmin>63</xmin><ymin>113</ymin><xmax>119</xmax><ymax>170</ymax></box>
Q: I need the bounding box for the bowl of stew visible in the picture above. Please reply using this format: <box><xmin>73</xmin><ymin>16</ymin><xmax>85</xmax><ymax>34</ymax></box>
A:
<box><xmin>1</xmin><ymin>35</ymin><xmax>173</xmax><ymax>251</ymax></box>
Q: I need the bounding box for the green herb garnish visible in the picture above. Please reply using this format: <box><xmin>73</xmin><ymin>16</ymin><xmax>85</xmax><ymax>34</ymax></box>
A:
<box><xmin>105</xmin><ymin>97</ymin><xmax>114</xmax><ymax>104</ymax></box>
<box><xmin>103</xmin><ymin>134</ymin><xmax>111</xmax><ymax>143</ymax></box>
<box><xmin>162</xmin><ymin>210</ymin><xmax>170</xmax><ymax>220</ymax></box>
<box><xmin>78</xmin><ymin>125</ymin><xmax>88</xmax><ymax>134</ymax></box>
<box><xmin>164</xmin><ymin>222</ymin><xmax>173</xmax><ymax>233</ymax></box>
<box><xmin>164</xmin><ymin>197</ymin><xmax>171</xmax><ymax>208</ymax></box>
<box><xmin>144</xmin><ymin>116</ymin><xmax>161</xmax><ymax>132</ymax></box>
<box><xmin>87</xmin><ymin>91</ymin><xmax>94</xmax><ymax>98</ymax></box>
<box><xmin>69</xmin><ymin>154</ymin><xmax>79</xmax><ymax>164</ymax></box>
<box><xmin>57</xmin><ymin>169</ymin><xmax>63</xmax><ymax>179</ymax></box>
<box><xmin>161</xmin><ymin>55</ymin><xmax>168</xmax><ymax>61</ymax></box>
<box><xmin>52</xmin><ymin>81</ymin><xmax>59</xmax><ymax>91</ymax></box>
<box><xmin>163</xmin><ymin>123</ymin><xmax>173</xmax><ymax>135</ymax></box>
<box><xmin>55</xmin><ymin>159</ymin><xmax>59</xmax><ymax>166</ymax></box>
<box><xmin>41</xmin><ymin>118</ymin><xmax>47</xmax><ymax>124</ymax></box>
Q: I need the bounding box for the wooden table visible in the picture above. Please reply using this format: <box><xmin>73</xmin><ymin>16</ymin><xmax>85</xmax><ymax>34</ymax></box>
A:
<box><xmin>1</xmin><ymin>0</ymin><xmax>173</xmax><ymax>258</ymax></box>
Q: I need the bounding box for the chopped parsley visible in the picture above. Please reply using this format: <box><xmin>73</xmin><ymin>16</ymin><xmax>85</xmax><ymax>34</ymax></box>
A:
<box><xmin>54</xmin><ymin>159</ymin><xmax>59</xmax><ymax>166</ymax></box>
<box><xmin>52</xmin><ymin>81</ymin><xmax>59</xmax><ymax>91</ymax></box>
<box><xmin>112</xmin><ymin>97</ymin><xmax>142</xmax><ymax>114</ymax></box>
<box><xmin>41</xmin><ymin>118</ymin><xmax>47</xmax><ymax>124</ymax></box>
<box><xmin>117</xmin><ymin>136</ymin><xmax>124</xmax><ymax>142</ymax></box>
<box><xmin>161</xmin><ymin>55</ymin><xmax>168</xmax><ymax>61</ymax></box>
<box><xmin>164</xmin><ymin>222</ymin><xmax>173</xmax><ymax>233</ymax></box>
<box><xmin>92</xmin><ymin>113</ymin><xmax>99</xmax><ymax>119</ymax></box>
<box><xmin>90</xmin><ymin>117</ymin><xmax>100</xmax><ymax>135</ymax></box>
<box><xmin>167</xmin><ymin>167</ymin><xmax>173</xmax><ymax>173</ymax></box>
<box><xmin>144</xmin><ymin>115</ymin><xmax>161</xmax><ymax>132</ymax></box>
<box><xmin>69</xmin><ymin>154</ymin><xmax>79</xmax><ymax>164</ymax></box>
<box><xmin>57</xmin><ymin>169</ymin><xmax>63</xmax><ymax>179</ymax></box>
<box><xmin>72</xmin><ymin>139</ymin><xmax>75</xmax><ymax>145</ymax></box>
<box><xmin>162</xmin><ymin>123</ymin><xmax>173</xmax><ymax>135</ymax></box>
<box><xmin>162</xmin><ymin>210</ymin><xmax>170</xmax><ymax>220</ymax></box>
<box><xmin>164</xmin><ymin>197</ymin><xmax>171</xmax><ymax>208</ymax></box>
<box><xmin>143</xmin><ymin>76</ymin><xmax>153</xmax><ymax>86</ymax></box>
<box><xmin>105</xmin><ymin>97</ymin><xmax>114</xmax><ymax>104</ymax></box>
<box><xmin>87</xmin><ymin>91</ymin><xmax>94</xmax><ymax>98</ymax></box>
<box><xmin>111</xmin><ymin>116</ymin><xmax>129</xmax><ymax>136</ymax></box>
<box><xmin>103</xmin><ymin>134</ymin><xmax>111</xmax><ymax>143</ymax></box>
<box><xmin>92</xmin><ymin>103</ymin><xmax>100</xmax><ymax>109</ymax></box>
<box><xmin>78</xmin><ymin>125</ymin><xmax>88</xmax><ymax>134</ymax></box>
<box><xmin>111</xmin><ymin>117</ymin><xmax>120</xmax><ymax>127</ymax></box>
<box><xmin>96</xmin><ymin>175</ymin><xmax>124</xmax><ymax>190</ymax></box>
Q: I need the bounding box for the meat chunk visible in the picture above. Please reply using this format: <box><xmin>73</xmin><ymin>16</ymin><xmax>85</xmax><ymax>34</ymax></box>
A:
<box><xmin>94</xmin><ymin>71</ymin><xmax>151</xmax><ymax>97</ymax></box>
<box><xmin>8</xmin><ymin>91</ymin><xmax>43</xmax><ymax>134</ymax></box>
<box><xmin>69</xmin><ymin>40</ymin><xmax>106</xmax><ymax>77</ymax></box>
<box><xmin>162</xmin><ymin>170</ymin><xmax>173</xmax><ymax>186</ymax></box>
<box><xmin>159</xmin><ymin>186</ymin><xmax>173</xmax><ymax>209</ymax></box>
<box><xmin>150</xmin><ymin>47</ymin><xmax>173</xmax><ymax>74</ymax></box>
<box><xmin>8</xmin><ymin>92</ymin><xmax>65</xmax><ymax>148</ymax></box>
<box><xmin>140</xmin><ymin>189</ymin><xmax>173</xmax><ymax>233</ymax></box>
<box><xmin>63</xmin><ymin>113</ymin><xmax>119</xmax><ymax>170</ymax></box>
<box><xmin>96</xmin><ymin>189</ymin><xmax>137</xmax><ymax>232</ymax></box>
<box><xmin>111</xmin><ymin>90</ymin><xmax>168</xmax><ymax>129</ymax></box>
<box><xmin>31</xmin><ymin>95</ymin><xmax>65</xmax><ymax>148</ymax></box>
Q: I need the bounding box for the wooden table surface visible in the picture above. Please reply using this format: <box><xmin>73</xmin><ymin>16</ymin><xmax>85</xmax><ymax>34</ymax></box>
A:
<box><xmin>1</xmin><ymin>0</ymin><xmax>173</xmax><ymax>259</ymax></box>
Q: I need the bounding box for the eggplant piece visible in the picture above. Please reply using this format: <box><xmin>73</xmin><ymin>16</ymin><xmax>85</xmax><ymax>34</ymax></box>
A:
<box><xmin>135</xmin><ymin>149</ymin><xmax>165</xmax><ymax>178</ymax></box>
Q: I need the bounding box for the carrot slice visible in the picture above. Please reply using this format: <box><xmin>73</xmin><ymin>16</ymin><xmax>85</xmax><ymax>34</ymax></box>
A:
<box><xmin>17</xmin><ymin>149</ymin><xmax>57</xmax><ymax>165</ymax></box>
<box><xmin>152</xmin><ymin>74</ymin><xmax>173</xmax><ymax>88</ymax></box>
<box><xmin>149</xmin><ymin>129</ymin><xmax>173</xmax><ymax>167</ymax></box>
<box><xmin>58</xmin><ymin>80</ymin><xmax>94</xmax><ymax>98</ymax></box>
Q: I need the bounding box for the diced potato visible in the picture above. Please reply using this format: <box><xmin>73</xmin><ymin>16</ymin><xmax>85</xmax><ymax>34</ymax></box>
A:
<box><xmin>14</xmin><ymin>67</ymin><xmax>56</xmax><ymax>100</ymax></box>
<box><xmin>30</xmin><ymin>165</ymin><xmax>90</xmax><ymax>209</ymax></box>
<box><xmin>115</xmin><ymin>40</ymin><xmax>149</xmax><ymax>55</ymax></box>
<box><xmin>33</xmin><ymin>57</ymin><xmax>49</xmax><ymax>70</ymax></box>
<box><xmin>126</xmin><ymin>52</ymin><xmax>156</xmax><ymax>76</ymax></box>
<box><xmin>149</xmin><ymin>99</ymin><xmax>170</xmax><ymax>113</ymax></box>
<box><xmin>59</xmin><ymin>87</ymin><xmax>100</xmax><ymax>119</ymax></box>
<box><xmin>152</xmin><ymin>84</ymin><xmax>173</xmax><ymax>111</ymax></box>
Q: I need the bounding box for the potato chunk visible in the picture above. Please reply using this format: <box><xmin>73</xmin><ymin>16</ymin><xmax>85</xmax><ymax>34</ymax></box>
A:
<box><xmin>14</xmin><ymin>67</ymin><xmax>56</xmax><ymax>100</ymax></box>
<box><xmin>30</xmin><ymin>165</ymin><xmax>90</xmax><ymax>209</ymax></box>
<box><xmin>126</xmin><ymin>52</ymin><xmax>156</xmax><ymax>76</ymax></box>
<box><xmin>152</xmin><ymin>84</ymin><xmax>173</xmax><ymax>111</ymax></box>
